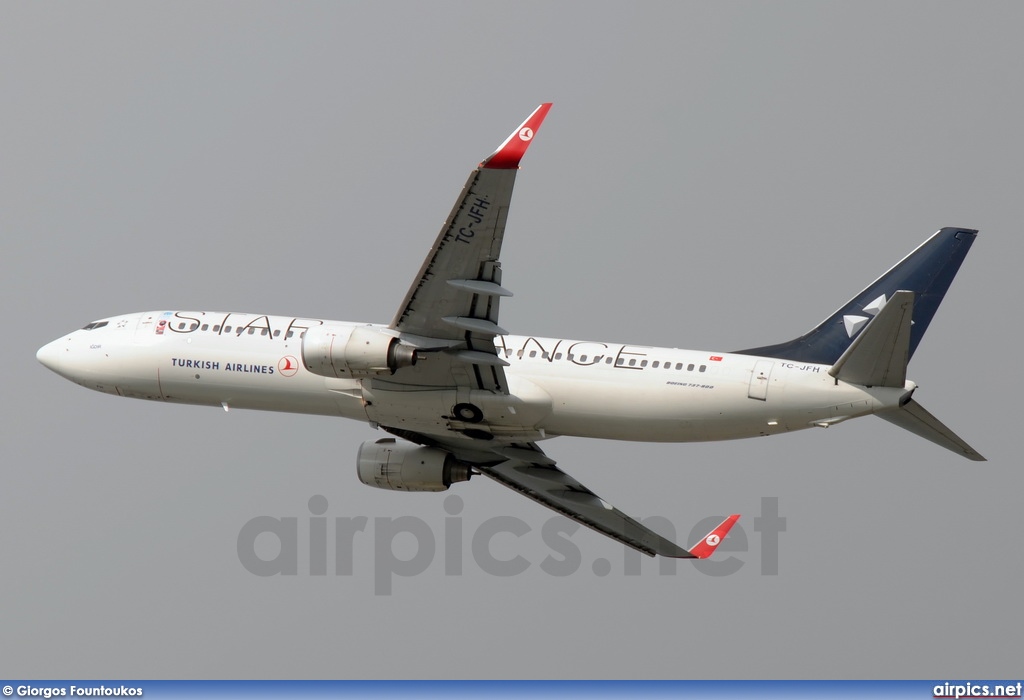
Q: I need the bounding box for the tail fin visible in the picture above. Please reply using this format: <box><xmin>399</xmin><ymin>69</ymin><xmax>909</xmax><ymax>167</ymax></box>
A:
<box><xmin>736</xmin><ymin>228</ymin><xmax>977</xmax><ymax>365</ymax></box>
<box><xmin>821</xmin><ymin>288</ymin><xmax>985</xmax><ymax>460</ymax></box>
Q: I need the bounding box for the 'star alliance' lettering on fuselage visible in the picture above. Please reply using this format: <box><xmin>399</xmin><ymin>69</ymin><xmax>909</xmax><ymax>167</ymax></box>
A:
<box><xmin>162</xmin><ymin>311</ymin><xmax>323</xmax><ymax>340</ymax></box>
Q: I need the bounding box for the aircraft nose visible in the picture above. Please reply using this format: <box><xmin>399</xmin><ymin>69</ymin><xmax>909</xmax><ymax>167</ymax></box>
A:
<box><xmin>37</xmin><ymin>336</ymin><xmax>74</xmax><ymax>378</ymax></box>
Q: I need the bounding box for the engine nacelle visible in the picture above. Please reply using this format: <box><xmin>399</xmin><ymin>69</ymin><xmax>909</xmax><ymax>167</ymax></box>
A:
<box><xmin>357</xmin><ymin>439</ymin><xmax>471</xmax><ymax>492</ymax></box>
<box><xmin>302</xmin><ymin>324</ymin><xmax>417</xmax><ymax>378</ymax></box>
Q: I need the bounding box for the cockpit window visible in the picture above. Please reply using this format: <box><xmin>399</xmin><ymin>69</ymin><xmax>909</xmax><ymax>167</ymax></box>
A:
<box><xmin>82</xmin><ymin>321</ymin><xmax>109</xmax><ymax>331</ymax></box>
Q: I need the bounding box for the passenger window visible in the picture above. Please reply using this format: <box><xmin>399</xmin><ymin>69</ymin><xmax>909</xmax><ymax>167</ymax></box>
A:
<box><xmin>640</xmin><ymin>360</ymin><xmax>648</xmax><ymax>367</ymax></box>
<box><xmin>529</xmin><ymin>351</ymin><xmax>537</xmax><ymax>358</ymax></box>
<box><xmin>628</xmin><ymin>359</ymin><xmax>636</xmax><ymax>366</ymax></box>
<box><xmin>224</xmin><ymin>326</ymin><xmax>232</xmax><ymax>333</ymax></box>
<box><xmin>178</xmin><ymin>323</ymin><xmax>186</xmax><ymax>330</ymax></box>
<box><xmin>555</xmin><ymin>353</ymin><xmax>563</xmax><ymax>360</ymax></box>
<box><xmin>261</xmin><ymin>329</ymin><xmax>269</xmax><ymax>336</ymax></box>
<box><xmin>699</xmin><ymin>365</ymin><xmax>707</xmax><ymax>372</ymax></box>
<box><xmin>687</xmin><ymin>364</ymin><xmax>695</xmax><ymax>371</ymax></box>
<box><xmin>201</xmin><ymin>324</ymin><xmax>209</xmax><ymax>331</ymax></box>
<box><xmin>675</xmin><ymin>363</ymin><xmax>683</xmax><ymax>370</ymax></box>
<box><xmin>286</xmin><ymin>331</ymin><xmax>294</xmax><ymax>338</ymax></box>
<box><xmin>580</xmin><ymin>355</ymin><xmax>588</xmax><ymax>362</ymax></box>
<box><xmin>273</xmin><ymin>330</ymin><xmax>281</xmax><ymax>337</ymax></box>
<box><xmin>652</xmin><ymin>361</ymin><xmax>660</xmax><ymax>368</ymax></box>
<box><xmin>212</xmin><ymin>325</ymin><xmax>220</xmax><ymax>332</ymax></box>
<box><xmin>190</xmin><ymin>323</ymin><xmax>199</xmax><ymax>331</ymax></box>
<box><xmin>248</xmin><ymin>328</ymin><xmax>256</xmax><ymax>335</ymax></box>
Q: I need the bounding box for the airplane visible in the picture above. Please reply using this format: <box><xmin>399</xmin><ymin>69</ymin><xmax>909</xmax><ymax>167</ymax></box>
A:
<box><xmin>36</xmin><ymin>103</ymin><xmax>984</xmax><ymax>559</ymax></box>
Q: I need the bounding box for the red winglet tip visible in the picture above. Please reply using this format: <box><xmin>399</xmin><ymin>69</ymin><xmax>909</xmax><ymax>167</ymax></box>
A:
<box><xmin>687</xmin><ymin>514</ymin><xmax>741</xmax><ymax>559</ymax></box>
<box><xmin>480</xmin><ymin>103</ymin><xmax>553</xmax><ymax>169</ymax></box>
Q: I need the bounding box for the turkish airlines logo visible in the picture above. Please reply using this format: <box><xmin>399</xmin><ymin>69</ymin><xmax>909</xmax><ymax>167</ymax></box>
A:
<box><xmin>278</xmin><ymin>356</ymin><xmax>299</xmax><ymax>377</ymax></box>
<box><xmin>705</xmin><ymin>534</ymin><xmax>721</xmax><ymax>547</ymax></box>
<box><xmin>518</xmin><ymin>127</ymin><xmax>534</xmax><ymax>141</ymax></box>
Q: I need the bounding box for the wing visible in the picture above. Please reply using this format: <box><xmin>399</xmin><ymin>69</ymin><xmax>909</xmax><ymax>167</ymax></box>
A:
<box><xmin>475</xmin><ymin>444</ymin><xmax>740</xmax><ymax>558</ymax></box>
<box><xmin>391</xmin><ymin>102</ymin><xmax>552</xmax><ymax>337</ymax></box>
<box><xmin>371</xmin><ymin>107</ymin><xmax>739</xmax><ymax>556</ymax></box>
<box><xmin>389</xmin><ymin>104</ymin><xmax>552</xmax><ymax>395</ymax></box>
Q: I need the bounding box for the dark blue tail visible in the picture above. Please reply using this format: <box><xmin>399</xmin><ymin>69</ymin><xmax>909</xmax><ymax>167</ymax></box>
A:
<box><xmin>735</xmin><ymin>228</ymin><xmax>978</xmax><ymax>365</ymax></box>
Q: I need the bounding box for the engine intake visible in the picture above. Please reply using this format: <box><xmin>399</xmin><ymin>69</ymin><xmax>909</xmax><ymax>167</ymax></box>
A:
<box><xmin>302</xmin><ymin>324</ymin><xmax>417</xmax><ymax>378</ymax></box>
<box><xmin>357</xmin><ymin>439</ymin><xmax>471</xmax><ymax>492</ymax></box>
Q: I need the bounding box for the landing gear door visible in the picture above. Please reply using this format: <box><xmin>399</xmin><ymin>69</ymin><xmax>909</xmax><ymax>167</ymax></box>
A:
<box><xmin>748</xmin><ymin>360</ymin><xmax>774</xmax><ymax>401</ymax></box>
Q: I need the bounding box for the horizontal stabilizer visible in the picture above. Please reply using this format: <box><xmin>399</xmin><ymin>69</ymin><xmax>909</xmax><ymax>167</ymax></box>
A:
<box><xmin>829</xmin><ymin>290</ymin><xmax>913</xmax><ymax>387</ymax></box>
<box><xmin>877</xmin><ymin>399</ymin><xmax>985</xmax><ymax>461</ymax></box>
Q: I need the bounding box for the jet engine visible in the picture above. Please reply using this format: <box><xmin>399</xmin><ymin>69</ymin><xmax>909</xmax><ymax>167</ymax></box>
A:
<box><xmin>302</xmin><ymin>324</ymin><xmax>417</xmax><ymax>378</ymax></box>
<box><xmin>357</xmin><ymin>438</ymin><xmax>471</xmax><ymax>492</ymax></box>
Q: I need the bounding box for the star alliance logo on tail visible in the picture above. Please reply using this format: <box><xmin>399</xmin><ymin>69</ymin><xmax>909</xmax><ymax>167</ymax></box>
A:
<box><xmin>843</xmin><ymin>293</ymin><xmax>888</xmax><ymax>338</ymax></box>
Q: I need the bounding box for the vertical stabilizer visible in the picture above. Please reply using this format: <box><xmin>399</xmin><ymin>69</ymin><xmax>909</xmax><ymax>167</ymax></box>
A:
<box><xmin>736</xmin><ymin>228</ymin><xmax>977</xmax><ymax>365</ymax></box>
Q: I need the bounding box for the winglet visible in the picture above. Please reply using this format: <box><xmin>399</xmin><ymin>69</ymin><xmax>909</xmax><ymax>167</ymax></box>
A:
<box><xmin>686</xmin><ymin>514</ymin><xmax>741</xmax><ymax>559</ymax></box>
<box><xmin>480</xmin><ymin>103</ymin><xmax>552</xmax><ymax>169</ymax></box>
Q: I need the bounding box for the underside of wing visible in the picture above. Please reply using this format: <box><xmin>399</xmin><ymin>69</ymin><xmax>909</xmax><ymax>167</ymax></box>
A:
<box><xmin>476</xmin><ymin>444</ymin><xmax>739</xmax><ymax>558</ymax></box>
<box><xmin>383</xmin><ymin>104</ymin><xmax>551</xmax><ymax>395</ymax></box>
<box><xmin>390</xmin><ymin>105</ymin><xmax>551</xmax><ymax>335</ymax></box>
<box><xmin>390</xmin><ymin>166</ymin><xmax>517</xmax><ymax>342</ymax></box>
<box><xmin>365</xmin><ymin>107</ymin><xmax>740</xmax><ymax>557</ymax></box>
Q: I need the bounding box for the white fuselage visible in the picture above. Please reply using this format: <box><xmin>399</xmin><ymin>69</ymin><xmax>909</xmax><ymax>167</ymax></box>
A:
<box><xmin>37</xmin><ymin>310</ymin><xmax>913</xmax><ymax>445</ymax></box>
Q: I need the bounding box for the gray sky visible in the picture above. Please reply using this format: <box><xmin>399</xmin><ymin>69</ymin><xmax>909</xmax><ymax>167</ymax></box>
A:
<box><xmin>2</xmin><ymin>1</ymin><xmax>1021</xmax><ymax>679</ymax></box>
